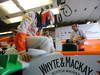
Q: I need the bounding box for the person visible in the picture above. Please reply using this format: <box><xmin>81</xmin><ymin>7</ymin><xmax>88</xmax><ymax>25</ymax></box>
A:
<box><xmin>42</xmin><ymin>30</ymin><xmax>55</xmax><ymax>52</ymax></box>
<box><xmin>69</xmin><ymin>24</ymin><xmax>86</xmax><ymax>51</ymax></box>
<box><xmin>16</xmin><ymin>11</ymin><xmax>54</xmax><ymax>62</ymax></box>
<box><xmin>70</xmin><ymin>24</ymin><xmax>86</xmax><ymax>44</ymax></box>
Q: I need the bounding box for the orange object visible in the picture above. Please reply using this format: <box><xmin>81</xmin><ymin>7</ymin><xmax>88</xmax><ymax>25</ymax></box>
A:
<box><xmin>57</xmin><ymin>51</ymin><xmax>100</xmax><ymax>55</ymax></box>
<box><xmin>16</xmin><ymin>32</ymin><xmax>27</xmax><ymax>52</ymax></box>
<box><xmin>7</xmin><ymin>36</ymin><xmax>16</xmax><ymax>44</ymax></box>
<box><xmin>0</xmin><ymin>36</ymin><xmax>16</xmax><ymax>48</ymax></box>
<box><xmin>0</xmin><ymin>36</ymin><xmax>10</xmax><ymax>42</ymax></box>
<box><xmin>78</xmin><ymin>43</ymin><xmax>84</xmax><ymax>50</ymax></box>
<box><xmin>60</xmin><ymin>40</ymin><xmax>66</xmax><ymax>44</ymax></box>
<box><xmin>84</xmin><ymin>39</ymin><xmax>100</xmax><ymax>52</ymax></box>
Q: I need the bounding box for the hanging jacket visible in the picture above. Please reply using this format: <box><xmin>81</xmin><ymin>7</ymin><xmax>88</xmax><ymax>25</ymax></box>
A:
<box><xmin>16</xmin><ymin>11</ymin><xmax>38</xmax><ymax>53</ymax></box>
<box><xmin>41</xmin><ymin>10</ymin><xmax>55</xmax><ymax>27</ymax></box>
<box><xmin>36</xmin><ymin>12</ymin><xmax>42</xmax><ymax>27</ymax></box>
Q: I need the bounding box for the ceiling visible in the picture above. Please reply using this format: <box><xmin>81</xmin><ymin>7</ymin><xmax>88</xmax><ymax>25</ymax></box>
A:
<box><xmin>0</xmin><ymin>0</ymin><xmax>100</xmax><ymax>32</ymax></box>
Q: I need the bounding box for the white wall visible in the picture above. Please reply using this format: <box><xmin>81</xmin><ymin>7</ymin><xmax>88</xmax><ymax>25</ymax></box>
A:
<box><xmin>79</xmin><ymin>24</ymin><xmax>100</xmax><ymax>39</ymax></box>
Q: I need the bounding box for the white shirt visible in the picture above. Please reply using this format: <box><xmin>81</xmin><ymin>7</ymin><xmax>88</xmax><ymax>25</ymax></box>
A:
<box><xmin>70</xmin><ymin>29</ymin><xmax>86</xmax><ymax>42</ymax></box>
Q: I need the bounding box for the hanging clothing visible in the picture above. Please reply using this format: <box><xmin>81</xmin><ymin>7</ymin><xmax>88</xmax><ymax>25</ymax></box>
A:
<box><xmin>36</xmin><ymin>12</ymin><xmax>42</xmax><ymax>27</ymax></box>
<box><xmin>41</xmin><ymin>10</ymin><xmax>55</xmax><ymax>27</ymax></box>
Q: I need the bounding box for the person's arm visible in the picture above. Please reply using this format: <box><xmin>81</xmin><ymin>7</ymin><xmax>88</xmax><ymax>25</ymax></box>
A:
<box><xmin>79</xmin><ymin>30</ymin><xmax>86</xmax><ymax>40</ymax></box>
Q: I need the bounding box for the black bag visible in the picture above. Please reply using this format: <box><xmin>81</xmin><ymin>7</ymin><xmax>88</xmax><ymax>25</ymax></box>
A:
<box><xmin>62</xmin><ymin>43</ymin><xmax>77</xmax><ymax>51</ymax></box>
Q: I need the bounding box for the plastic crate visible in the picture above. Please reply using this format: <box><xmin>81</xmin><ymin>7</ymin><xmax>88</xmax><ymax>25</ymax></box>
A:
<box><xmin>0</xmin><ymin>54</ymin><xmax>22</xmax><ymax>75</ymax></box>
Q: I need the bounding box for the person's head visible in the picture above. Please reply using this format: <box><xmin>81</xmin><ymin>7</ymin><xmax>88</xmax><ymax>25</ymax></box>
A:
<box><xmin>43</xmin><ymin>30</ymin><xmax>50</xmax><ymax>36</ymax></box>
<box><xmin>71</xmin><ymin>24</ymin><xmax>78</xmax><ymax>31</ymax></box>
